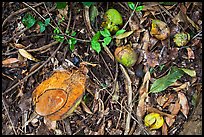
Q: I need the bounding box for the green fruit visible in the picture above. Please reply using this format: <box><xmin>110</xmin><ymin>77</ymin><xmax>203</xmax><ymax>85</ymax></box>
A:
<box><xmin>114</xmin><ymin>46</ymin><xmax>138</xmax><ymax>67</ymax></box>
<box><xmin>102</xmin><ymin>9</ymin><xmax>123</xmax><ymax>33</ymax></box>
<box><xmin>173</xmin><ymin>32</ymin><xmax>190</xmax><ymax>47</ymax></box>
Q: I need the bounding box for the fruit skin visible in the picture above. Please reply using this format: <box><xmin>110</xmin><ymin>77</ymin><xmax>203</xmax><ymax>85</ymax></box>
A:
<box><xmin>173</xmin><ymin>32</ymin><xmax>190</xmax><ymax>47</ymax></box>
<box><xmin>32</xmin><ymin>66</ymin><xmax>87</xmax><ymax>121</ymax></box>
<box><xmin>150</xmin><ymin>20</ymin><xmax>170</xmax><ymax>40</ymax></box>
<box><xmin>101</xmin><ymin>9</ymin><xmax>123</xmax><ymax>33</ymax></box>
<box><xmin>114</xmin><ymin>46</ymin><xmax>138</xmax><ymax>67</ymax></box>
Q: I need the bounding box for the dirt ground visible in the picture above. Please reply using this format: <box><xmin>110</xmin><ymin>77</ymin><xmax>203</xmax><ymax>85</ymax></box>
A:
<box><xmin>2</xmin><ymin>2</ymin><xmax>202</xmax><ymax>135</ymax></box>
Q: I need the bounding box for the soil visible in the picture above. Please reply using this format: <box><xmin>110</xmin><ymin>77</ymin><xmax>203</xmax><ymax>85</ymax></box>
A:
<box><xmin>2</xmin><ymin>2</ymin><xmax>202</xmax><ymax>135</ymax></box>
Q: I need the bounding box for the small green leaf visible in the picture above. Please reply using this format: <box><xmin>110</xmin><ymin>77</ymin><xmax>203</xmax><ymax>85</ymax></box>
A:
<box><xmin>100</xmin><ymin>28</ymin><xmax>111</xmax><ymax>37</ymax></box>
<box><xmin>56</xmin><ymin>2</ymin><xmax>67</xmax><ymax>9</ymax></box>
<box><xmin>136</xmin><ymin>6</ymin><xmax>144</xmax><ymax>12</ymax></box>
<box><xmin>180</xmin><ymin>68</ymin><xmax>196</xmax><ymax>77</ymax></box>
<box><xmin>115</xmin><ymin>29</ymin><xmax>126</xmax><ymax>36</ymax></box>
<box><xmin>128</xmin><ymin>2</ymin><xmax>135</xmax><ymax>10</ymax></box>
<box><xmin>22</xmin><ymin>14</ymin><xmax>36</xmax><ymax>29</ymax></box>
<box><xmin>54</xmin><ymin>27</ymin><xmax>60</xmax><ymax>34</ymax></box>
<box><xmin>53</xmin><ymin>35</ymin><xmax>64</xmax><ymax>42</ymax></box>
<box><xmin>82</xmin><ymin>2</ymin><xmax>94</xmax><ymax>7</ymax></box>
<box><xmin>149</xmin><ymin>67</ymin><xmax>184</xmax><ymax>93</ymax></box>
<box><xmin>44</xmin><ymin>18</ymin><xmax>50</xmax><ymax>26</ymax></box>
<box><xmin>37</xmin><ymin>21</ymin><xmax>46</xmax><ymax>33</ymax></box>
<box><xmin>91</xmin><ymin>40</ymin><xmax>101</xmax><ymax>54</ymax></box>
<box><xmin>103</xmin><ymin>37</ymin><xmax>112</xmax><ymax>46</ymax></box>
<box><xmin>71</xmin><ymin>31</ymin><xmax>77</xmax><ymax>37</ymax></box>
<box><xmin>92</xmin><ymin>31</ymin><xmax>101</xmax><ymax>41</ymax></box>
<box><xmin>69</xmin><ymin>38</ymin><xmax>77</xmax><ymax>52</ymax></box>
<box><xmin>69</xmin><ymin>44</ymin><xmax>75</xmax><ymax>51</ymax></box>
<box><xmin>90</xmin><ymin>5</ymin><xmax>98</xmax><ymax>23</ymax></box>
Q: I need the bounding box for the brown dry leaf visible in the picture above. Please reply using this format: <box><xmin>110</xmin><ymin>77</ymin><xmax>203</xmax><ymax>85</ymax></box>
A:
<box><xmin>178</xmin><ymin>92</ymin><xmax>189</xmax><ymax>118</ymax></box>
<box><xmin>81</xmin><ymin>100</ymin><xmax>93</xmax><ymax>115</ymax></box>
<box><xmin>162</xmin><ymin>122</ymin><xmax>168</xmax><ymax>135</ymax></box>
<box><xmin>57</xmin><ymin>4</ymin><xmax>68</xmax><ymax>20</ymax></box>
<box><xmin>186</xmin><ymin>15</ymin><xmax>200</xmax><ymax>31</ymax></box>
<box><xmin>186</xmin><ymin>48</ymin><xmax>195</xmax><ymax>60</ymax></box>
<box><xmin>136</xmin><ymin>71</ymin><xmax>150</xmax><ymax>119</ymax></box>
<box><xmin>163</xmin><ymin>94</ymin><xmax>176</xmax><ymax>109</ymax></box>
<box><xmin>172</xmin><ymin>11</ymin><xmax>186</xmax><ymax>25</ymax></box>
<box><xmin>14</xmin><ymin>43</ymin><xmax>26</xmax><ymax>49</ymax></box>
<box><xmin>156</xmin><ymin>95</ymin><xmax>169</xmax><ymax>107</ymax></box>
<box><xmin>18</xmin><ymin>49</ymin><xmax>40</xmax><ymax>62</ymax></box>
<box><xmin>168</xmin><ymin>100</ymin><xmax>180</xmax><ymax>115</ymax></box>
<box><xmin>146</xmin><ymin>51</ymin><xmax>159</xmax><ymax>68</ymax></box>
<box><xmin>172</xmin><ymin>82</ymin><xmax>188</xmax><ymax>92</ymax></box>
<box><xmin>129</xmin><ymin>18</ymin><xmax>139</xmax><ymax>31</ymax></box>
<box><xmin>165</xmin><ymin>116</ymin><xmax>175</xmax><ymax>127</ymax></box>
<box><xmin>2</xmin><ymin>58</ymin><xmax>19</xmax><ymax>65</ymax></box>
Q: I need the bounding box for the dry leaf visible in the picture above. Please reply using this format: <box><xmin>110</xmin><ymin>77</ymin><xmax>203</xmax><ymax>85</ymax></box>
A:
<box><xmin>178</xmin><ymin>92</ymin><xmax>189</xmax><ymax>118</ymax></box>
<box><xmin>172</xmin><ymin>82</ymin><xmax>188</xmax><ymax>92</ymax></box>
<box><xmin>186</xmin><ymin>48</ymin><xmax>195</xmax><ymax>60</ymax></box>
<box><xmin>156</xmin><ymin>95</ymin><xmax>169</xmax><ymax>107</ymax></box>
<box><xmin>2</xmin><ymin>58</ymin><xmax>19</xmax><ymax>65</ymax></box>
<box><xmin>115</xmin><ymin>30</ymin><xmax>134</xmax><ymax>39</ymax></box>
<box><xmin>168</xmin><ymin>100</ymin><xmax>180</xmax><ymax>115</ymax></box>
<box><xmin>165</xmin><ymin>116</ymin><xmax>175</xmax><ymax>127</ymax></box>
<box><xmin>146</xmin><ymin>51</ymin><xmax>159</xmax><ymax>68</ymax></box>
<box><xmin>163</xmin><ymin>94</ymin><xmax>176</xmax><ymax>108</ymax></box>
<box><xmin>162</xmin><ymin>122</ymin><xmax>168</xmax><ymax>135</ymax></box>
<box><xmin>14</xmin><ymin>43</ymin><xmax>26</xmax><ymax>49</ymax></box>
<box><xmin>81</xmin><ymin>100</ymin><xmax>93</xmax><ymax>115</ymax></box>
<box><xmin>18</xmin><ymin>49</ymin><xmax>40</xmax><ymax>62</ymax></box>
<box><xmin>142</xmin><ymin>30</ymin><xmax>150</xmax><ymax>51</ymax></box>
<box><xmin>44</xmin><ymin>117</ymin><xmax>56</xmax><ymax>130</ymax></box>
<box><xmin>57</xmin><ymin>4</ymin><xmax>68</xmax><ymax>20</ymax></box>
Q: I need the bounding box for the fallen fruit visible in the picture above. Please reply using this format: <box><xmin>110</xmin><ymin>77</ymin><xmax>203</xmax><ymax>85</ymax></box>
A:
<box><xmin>173</xmin><ymin>32</ymin><xmax>190</xmax><ymax>47</ymax></box>
<box><xmin>144</xmin><ymin>112</ymin><xmax>164</xmax><ymax>130</ymax></box>
<box><xmin>150</xmin><ymin>20</ymin><xmax>170</xmax><ymax>40</ymax></box>
<box><xmin>32</xmin><ymin>64</ymin><xmax>88</xmax><ymax>121</ymax></box>
<box><xmin>114</xmin><ymin>45</ymin><xmax>138</xmax><ymax>67</ymax></box>
<box><xmin>101</xmin><ymin>8</ymin><xmax>123</xmax><ymax>33</ymax></box>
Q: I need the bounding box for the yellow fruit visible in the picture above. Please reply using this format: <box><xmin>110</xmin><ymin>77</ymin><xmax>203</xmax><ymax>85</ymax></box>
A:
<box><xmin>144</xmin><ymin>113</ymin><xmax>164</xmax><ymax>130</ymax></box>
<box><xmin>173</xmin><ymin>32</ymin><xmax>190</xmax><ymax>47</ymax></box>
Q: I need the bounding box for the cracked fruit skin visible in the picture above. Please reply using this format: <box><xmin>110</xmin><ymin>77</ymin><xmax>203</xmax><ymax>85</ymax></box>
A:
<box><xmin>32</xmin><ymin>66</ymin><xmax>88</xmax><ymax>121</ymax></box>
<box><xmin>173</xmin><ymin>32</ymin><xmax>190</xmax><ymax>47</ymax></box>
<box><xmin>101</xmin><ymin>9</ymin><xmax>123</xmax><ymax>33</ymax></box>
<box><xmin>150</xmin><ymin>20</ymin><xmax>170</xmax><ymax>40</ymax></box>
<box><xmin>114</xmin><ymin>46</ymin><xmax>138</xmax><ymax>67</ymax></box>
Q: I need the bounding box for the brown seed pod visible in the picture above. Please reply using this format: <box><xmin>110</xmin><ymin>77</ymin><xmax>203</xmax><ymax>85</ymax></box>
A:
<box><xmin>32</xmin><ymin>65</ymin><xmax>88</xmax><ymax>121</ymax></box>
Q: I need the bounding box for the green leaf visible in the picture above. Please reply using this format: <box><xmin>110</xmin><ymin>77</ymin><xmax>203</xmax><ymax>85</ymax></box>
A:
<box><xmin>69</xmin><ymin>38</ymin><xmax>77</xmax><ymax>52</ymax></box>
<box><xmin>115</xmin><ymin>29</ymin><xmax>126</xmax><ymax>36</ymax></box>
<box><xmin>91</xmin><ymin>40</ymin><xmax>101</xmax><ymax>54</ymax></box>
<box><xmin>22</xmin><ymin>14</ymin><xmax>36</xmax><ymax>29</ymax></box>
<box><xmin>82</xmin><ymin>2</ymin><xmax>94</xmax><ymax>7</ymax></box>
<box><xmin>149</xmin><ymin>67</ymin><xmax>184</xmax><ymax>93</ymax></box>
<box><xmin>127</xmin><ymin>2</ymin><xmax>144</xmax><ymax>11</ymax></box>
<box><xmin>92</xmin><ymin>31</ymin><xmax>101</xmax><ymax>41</ymax></box>
<box><xmin>180</xmin><ymin>68</ymin><xmax>196</xmax><ymax>77</ymax></box>
<box><xmin>103</xmin><ymin>37</ymin><xmax>112</xmax><ymax>46</ymax></box>
<box><xmin>37</xmin><ymin>21</ymin><xmax>46</xmax><ymax>33</ymax></box>
<box><xmin>53</xmin><ymin>35</ymin><xmax>64</xmax><ymax>42</ymax></box>
<box><xmin>128</xmin><ymin>2</ymin><xmax>135</xmax><ymax>10</ymax></box>
<box><xmin>136</xmin><ymin>6</ymin><xmax>144</xmax><ymax>12</ymax></box>
<box><xmin>71</xmin><ymin>31</ymin><xmax>77</xmax><ymax>37</ymax></box>
<box><xmin>44</xmin><ymin>18</ymin><xmax>50</xmax><ymax>26</ymax></box>
<box><xmin>56</xmin><ymin>2</ymin><xmax>67</xmax><ymax>9</ymax></box>
<box><xmin>90</xmin><ymin>5</ymin><xmax>98</xmax><ymax>23</ymax></box>
<box><xmin>100</xmin><ymin>28</ymin><xmax>111</xmax><ymax>37</ymax></box>
<box><xmin>54</xmin><ymin>27</ymin><xmax>60</xmax><ymax>34</ymax></box>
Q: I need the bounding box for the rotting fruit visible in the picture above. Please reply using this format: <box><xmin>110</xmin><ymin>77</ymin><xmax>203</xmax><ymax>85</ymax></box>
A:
<box><xmin>173</xmin><ymin>32</ymin><xmax>190</xmax><ymax>47</ymax></box>
<box><xmin>114</xmin><ymin>45</ymin><xmax>138</xmax><ymax>67</ymax></box>
<box><xmin>150</xmin><ymin>19</ymin><xmax>170</xmax><ymax>40</ymax></box>
<box><xmin>32</xmin><ymin>64</ymin><xmax>88</xmax><ymax>121</ymax></box>
<box><xmin>101</xmin><ymin>8</ymin><xmax>123</xmax><ymax>33</ymax></box>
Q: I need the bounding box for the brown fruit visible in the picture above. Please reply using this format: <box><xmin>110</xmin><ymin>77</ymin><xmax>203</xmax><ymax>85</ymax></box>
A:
<box><xmin>32</xmin><ymin>65</ymin><xmax>88</xmax><ymax>121</ymax></box>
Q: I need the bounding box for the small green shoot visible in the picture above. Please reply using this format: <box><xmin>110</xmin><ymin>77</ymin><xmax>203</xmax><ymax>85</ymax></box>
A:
<box><xmin>127</xmin><ymin>2</ymin><xmax>144</xmax><ymax>12</ymax></box>
<box><xmin>22</xmin><ymin>14</ymin><xmax>36</xmax><ymax>28</ymax></box>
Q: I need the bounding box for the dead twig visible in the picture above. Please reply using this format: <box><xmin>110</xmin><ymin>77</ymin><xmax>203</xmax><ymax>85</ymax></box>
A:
<box><xmin>2</xmin><ymin>97</ymin><xmax>17</xmax><ymax>135</ymax></box>
<box><xmin>119</xmin><ymin>64</ymin><xmax>133</xmax><ymax>135</ymax></box>
<box><xmin>147</xmin><ymin>106</ymin><xmax>176</xmax><ymax>119</ymax></box>
<box><xmin>27</xmin><ymin>41</ymin><xmax>59</xmax><ymax>52</ymax></box>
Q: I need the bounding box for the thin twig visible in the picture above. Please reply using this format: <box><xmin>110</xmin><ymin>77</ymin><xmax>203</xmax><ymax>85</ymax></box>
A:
<box><xmin>27</xmin><ymin>41</ymin><xmax>59</xmax><ymax>52</ymax></box>
<box><xmin>119</xmin><ymin>64</ymin><xmax>133</xmax><ymax>135</ymax></box>
<box><xmin>3</xmin><ymin>42</ymin><xmax>63</xmax><ymax>95</ymax></box>
<box><xmin>2</xmin><ymin>97</ymin><xmax>17</xmax><ymax>135</ymax></box>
